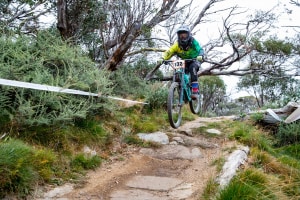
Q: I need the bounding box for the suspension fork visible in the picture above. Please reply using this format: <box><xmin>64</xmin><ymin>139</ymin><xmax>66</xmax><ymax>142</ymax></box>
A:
<box><xmin>179</xmin><ymin>71</ymin><xmax>185</xmax><ymax>105</ymax></box>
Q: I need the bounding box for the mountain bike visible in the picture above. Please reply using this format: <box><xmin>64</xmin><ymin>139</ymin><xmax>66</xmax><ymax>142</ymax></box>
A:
<box><xmin>163</xmin><ymin>59</ymin><xmax>201</xmax><ymax>128</ymax></box>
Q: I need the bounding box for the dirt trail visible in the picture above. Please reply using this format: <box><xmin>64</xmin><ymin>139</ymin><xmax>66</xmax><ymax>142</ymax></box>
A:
<box><xmin>37</xmin><ymin>116</ymin><xmax>237</xmax><ymax>200</ymax></box>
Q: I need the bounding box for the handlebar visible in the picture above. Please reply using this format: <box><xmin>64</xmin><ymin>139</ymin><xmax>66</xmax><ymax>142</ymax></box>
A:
<box><xmin>163</xmin><ymin>58</ymin><xmax>196</xmax><ymax>64</ymax></box>
<box><xmin>162</xmin><ymin>59</ymin><xmax>197</xmax><ymax>70</ymax></box>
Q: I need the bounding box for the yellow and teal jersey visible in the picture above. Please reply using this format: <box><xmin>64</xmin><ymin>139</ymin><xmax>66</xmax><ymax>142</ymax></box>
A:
<box><xmin>162</xmin><ymin>38</ymin><xmax>203</xmax><ymax>60</ymax></box>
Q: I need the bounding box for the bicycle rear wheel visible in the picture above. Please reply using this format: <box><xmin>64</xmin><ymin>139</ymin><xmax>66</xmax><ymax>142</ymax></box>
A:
<box><xmin>189</xmin><ymin>87</ymin><xmax>201</xmax><ymax>114</ymax></box>
<box><xmin>167</xmin><ymin>82</ymin><xmax>182</xmax><ymax>128</ymax></box>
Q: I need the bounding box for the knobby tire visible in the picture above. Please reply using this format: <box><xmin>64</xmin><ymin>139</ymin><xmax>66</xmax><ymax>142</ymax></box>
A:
<box><xmin>189</xmin><ymin>85</ymin><xmax>201</xmax><ymax>114</ymax></box>
<box><xmin>167</xmin><ymin>82</ymin><xmax>182</xmax><ymax>129</ymax></box>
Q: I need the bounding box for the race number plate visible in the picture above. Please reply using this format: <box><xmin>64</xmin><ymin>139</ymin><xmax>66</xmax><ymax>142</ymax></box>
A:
<box><xmin>172</xmin><ymin>60</ymin><xmax>185</xmax><ymax>69</ymax></box>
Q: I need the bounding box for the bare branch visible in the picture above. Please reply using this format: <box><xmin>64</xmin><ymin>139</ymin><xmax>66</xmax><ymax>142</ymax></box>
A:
<box><xmin>290</xmin><ymin>0</ymin><xmax>300</xmax><ymax>6</ymax></box>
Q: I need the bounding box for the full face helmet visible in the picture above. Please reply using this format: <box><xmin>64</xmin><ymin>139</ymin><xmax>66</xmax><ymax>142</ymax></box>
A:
<box><xmin>176</xmin><ymin>25</ymin><xmax>191</xmax><ymax>49</ymax></box>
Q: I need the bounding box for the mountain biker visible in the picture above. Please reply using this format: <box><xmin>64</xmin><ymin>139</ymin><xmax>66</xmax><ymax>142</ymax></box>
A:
<box><xmin>158</xmin><ymin>25</ymin><xmax>204</xmax><ymax>99</ymax></box>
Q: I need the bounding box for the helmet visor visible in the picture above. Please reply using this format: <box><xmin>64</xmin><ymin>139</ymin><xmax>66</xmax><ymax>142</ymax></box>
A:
<box><xmin>178</xmin><ymin>32</ymin><xmax>189</xmax><ymax>41</ymax></box>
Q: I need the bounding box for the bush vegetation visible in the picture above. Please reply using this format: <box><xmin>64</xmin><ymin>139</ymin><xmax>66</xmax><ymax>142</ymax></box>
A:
<box><xmin>276</xmin><ymin>122</ymin><xmax>300</xmax><ymax>146</ymax></box>
<box><xmin>0</xmin><ymin>139</ymin><xmax>56</xmax><ymax>198</ymax></box>
<box><xmin>0</xmin><ymin>30</ymin><xmax>117</xmax><ymax>197</ymax></box>
<box><xmin>0</xmin><ymin>31</ymin><xmax>113</xmax><ymax>128</ymax></box>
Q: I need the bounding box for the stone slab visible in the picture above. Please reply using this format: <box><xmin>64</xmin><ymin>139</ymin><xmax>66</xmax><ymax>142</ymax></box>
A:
<box><xmin>126</xmin><ymin>175</ymin><xmax>183</xmax><ymax>191</ymax></box>
<box><xmin>140</xmin><ymin>145</ymin><xmax>202</xmax><ymax>160</ymax></box>
<box><xmin>110</xmin><ymin>189</ymin><xmax>162</xmax><ymax>200</ymax></box>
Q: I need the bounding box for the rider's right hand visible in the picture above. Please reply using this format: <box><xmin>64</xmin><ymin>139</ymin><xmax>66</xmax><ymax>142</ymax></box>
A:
<box><xmin>196</xmin><ymin>56</ymin><xmax>203</xmax><ymax>62</ymax></box>
<box><xmin>157</xmin><ymin>58</ymin><xmax>164</xmax><ymax>65</ymax></box>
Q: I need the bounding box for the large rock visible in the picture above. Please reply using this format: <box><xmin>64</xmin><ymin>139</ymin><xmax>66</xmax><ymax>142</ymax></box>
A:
<box><xmin>140</xmin><ymin>145</ymin><xmax>202</xmax><ymax>160</ymax></box>
<box><xmin>137</xmin><ymin>132</ymin><xmax>169</xmax><ymax>144</ymax></box>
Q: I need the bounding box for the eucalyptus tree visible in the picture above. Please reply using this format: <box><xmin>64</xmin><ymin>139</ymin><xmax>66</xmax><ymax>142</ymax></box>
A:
<box><xmin>55</xmin><ymin>0</ymin><xmax>283</xmax><ymax>77</ymax></box>
<box><xmin>199</xmin><ymin>76</ymin><xmax>226</xmax><ymax>115</ymax></box>
<box><xmin>2</xmin><ymin>0</ymin><xmax>295</xmax><ymax>82</ymax></box>
<box><xmin>237</xmin><ymin>37</ymin><xmax>296</xmax><ymax>107</ymax></box>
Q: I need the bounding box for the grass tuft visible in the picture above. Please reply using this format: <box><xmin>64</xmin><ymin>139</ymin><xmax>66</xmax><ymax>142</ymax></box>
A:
<box><xmin>202</xmin><ymin>178</ymin><xmax>219</xmax><ymax>200</ymax></box>
<box><xmin>251</xmin><ymin>148</ymin><xmax>291</xmax><ymax>175</ymax></box>
<box><xmin>216</xmin><ymin>169</ymin><xmax>275</xmax><ymax>200</ymax></box>
<box><xmin>70</xmin><ymin>153</ymin><xmax>102</xmax><ymax>172</ymax></box>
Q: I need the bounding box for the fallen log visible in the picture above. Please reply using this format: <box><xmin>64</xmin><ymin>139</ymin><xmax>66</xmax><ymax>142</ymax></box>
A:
<box><xmin>250</xmin><ymin>102</ymin><xmax>300</xmax><ymax>124</ymax></box>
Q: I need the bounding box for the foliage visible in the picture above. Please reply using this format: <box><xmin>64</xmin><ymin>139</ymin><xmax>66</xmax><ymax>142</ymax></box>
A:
<box><xmin>0</xmin><ymin>139</ymin><xmax>56</xmax><ymax>198</ymax></box>
<box><xmin>70</xmin><ymin>154</ymin><xmax>101</xmax><ymax>171</ymax></box>
<box><xmin>199</xmin><ymin>76</ymin><xmax>226</xmax><ymax>115</ymax></box>
<box><xmin>0</xmin><ymin>31</ymin><xmax>113</xmax><ymax>128</ymax></box>
<box><xmin>277</xmin><ymin>144</ymin><xmax>300</xmax><ymax>160</ymax></box>
<box><xmin>238</xmin><ymin>37</ymin><xmax>296</xmax><ymax>107</ymax></box>
<box><xmin>229</xmin><ymin>121</ymin><xmax>274</xmax><ymax>152</ymax></box>
<box><xmin>250</xmin><ymin>112</ymin><xmax>264</xmax><ymax>123</ymax></box>
<box><xmin>110</xmin><ymin>58</ymin><xmax>162</xmax><ymax>99</ymax></box>
<box><xmin>276</xmin><ymin>122</ymin><xmax>300</xmax><ymax>146</ymax></box>
<box><xmin>104</xmin><ymin>104</ymin><xmax>169</xmax><ymax>139</ymax></box>
<box><xmin>17</xmin><ymin>117</ymin><xmax>112</xmax><ymax>154</ymax></box>
<box><xmin>63</xmin><ymin>1</ymin><xmax>107</xmax><ymax>45</ymax></box>
<box><xmin>144</xmin><ymin>82</ymin><xmax>168</xmax><ymax>110</ymax></box>
<box><xmin>238</xmin><ymin>73</ymin><xmax>298</xmax><ymax>108</ymax></box>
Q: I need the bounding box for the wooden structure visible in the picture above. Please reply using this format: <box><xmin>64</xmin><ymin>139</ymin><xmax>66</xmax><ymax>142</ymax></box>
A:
<box><xmin>254</xmin><ymin>102</ymin><xmax>300</xmax><ymax>124</ymax></box>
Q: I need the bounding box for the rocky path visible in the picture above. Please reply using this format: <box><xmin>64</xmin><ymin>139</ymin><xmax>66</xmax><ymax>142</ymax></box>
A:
<box><xmin>37</xmin><ymin>116</ymin><xmax>238</xmax><ymax>200</ymax></box>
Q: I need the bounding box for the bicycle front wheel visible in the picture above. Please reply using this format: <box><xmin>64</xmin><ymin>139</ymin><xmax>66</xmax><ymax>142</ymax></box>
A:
<box><xmin>167</xmin><ymin>82</ymin><xmax>182</xmax><ymax>129</ymax></box>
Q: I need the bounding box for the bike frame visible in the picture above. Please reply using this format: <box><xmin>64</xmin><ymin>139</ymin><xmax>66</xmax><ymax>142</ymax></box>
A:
<box><xmin>169</xmin><ymin>59</ymin><xmax>192</xmax><ymax>104</ymax></box>
<box><xmin>165</xmin><ymin>58</ymin><xmax>200</xmax><ymax>128</ymax></box>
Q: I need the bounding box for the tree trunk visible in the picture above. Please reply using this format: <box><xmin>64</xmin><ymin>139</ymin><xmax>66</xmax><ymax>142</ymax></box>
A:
<box><xmin>104</xmin><ymin>0</ymin><xmax>179</xmax><ymax>71</ymax></box>
<box><xmin>104</xmin><ymin>23</ymin><xmax>142</xmax><ymax>71</ymax></box>
<box><xmin>57</xmin><ymin>0</ymin><xmax>69</xmax><ymax>40</ymax></box>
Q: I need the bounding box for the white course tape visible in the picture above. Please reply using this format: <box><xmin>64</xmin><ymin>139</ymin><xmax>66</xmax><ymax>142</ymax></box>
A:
<box><xmin>0</xmin><ymin>78</ymin><xmax>148</xmax><ymax>105</ymax></box>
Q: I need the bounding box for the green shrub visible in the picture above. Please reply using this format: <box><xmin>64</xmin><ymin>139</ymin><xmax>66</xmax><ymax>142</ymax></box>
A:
<box><xmin>17</xmin><ymin>120</ymin><xmax>111</xmax><ymax>154</ymax></box>
<box><xmin>111</xmin><ymin>67</ymin><xmax>148</xmax><ymax>98</ymax></box>
<box><xmin>277</xmin><ymin>144</ymin><xmax>300</xmax><ymax>160</ymax></box>
<box><xmin>31</xmin><ymin>149</ymin><xmax>56</xmax><ymax>182</ymax></box>
<box><xmin>145</xmin><ymin>82</ymin><xmax>168</xmax><ymax>110</ymax></box>
<box><xmin>0</xmin><ymin>139</ymin><xmax>35</xmax><ymax>197</ymax></box>
<box><xmin>0</xmin><ymin>139</ymin><xmax>56</xmax><ymax>198</ymax></box>
<box><xmin>110</xmin><ymin>58</ymin><xmax>161</xmax><ymax>99</ymax></box>
<box><xmin>276</xmin><ymin>122</ymin><xmax>300</xmax><ymax>146</ymax></box>
<box><xmin>70</xmin><ymin>153</ymin><xmax>101</xmax><ymax>171</ymax></box>
<box><xmin>229</xmin><ymin>122</ymin><xmax>273</xmax><ymax>151</ymax></box>
<box><xmin>123</xmin><ymin>134</ymin><xmax>145</xmax><ymax>145</ymax></box>
<box><xmin>0</xmin><ymin>31</ymin><xmax>113</xmax><ymax>128</ymax></box>
<box><xmin>250</xmin><ymin>112</ymin><xmax>264</xmax><ymax>123</ymax></box>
